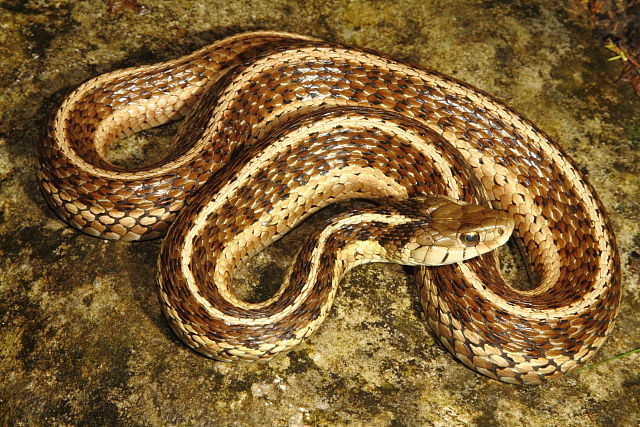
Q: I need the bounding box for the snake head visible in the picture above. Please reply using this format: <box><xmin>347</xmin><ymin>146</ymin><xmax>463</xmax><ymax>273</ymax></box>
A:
<box><xmin>385</xmin><ymin>195</ymin><xmax>515</xmax><ymax>266</ymax></box>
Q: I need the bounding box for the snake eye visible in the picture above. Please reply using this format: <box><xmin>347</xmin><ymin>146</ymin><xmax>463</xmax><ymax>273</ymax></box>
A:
<box><xmin>460</xmin><ymin>232</ymin><xmax>480</xmax><ymax>246</ymax></box>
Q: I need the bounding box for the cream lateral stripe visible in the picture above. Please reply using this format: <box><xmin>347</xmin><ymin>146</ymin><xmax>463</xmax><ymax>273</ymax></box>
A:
<box><xmin>183</xmin><ymin>211</ymin><xmax>415</xmax><ymax>326</ymax></box>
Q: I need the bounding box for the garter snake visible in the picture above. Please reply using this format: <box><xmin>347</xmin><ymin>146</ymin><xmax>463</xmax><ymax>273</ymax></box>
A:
<box><xmin>37</xmin><ymin>31</ymin><xmax>621</xmax><ymax>384</ymax></box>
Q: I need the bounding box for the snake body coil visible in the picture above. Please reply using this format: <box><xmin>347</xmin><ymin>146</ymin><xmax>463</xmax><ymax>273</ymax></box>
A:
<box><xmin>37</xmin><ymin>31</ymin><xmax>621</xmax><ymax>384</ymax></box>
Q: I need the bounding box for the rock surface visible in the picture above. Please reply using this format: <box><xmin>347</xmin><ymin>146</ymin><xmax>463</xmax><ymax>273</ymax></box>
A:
<box><xmin>1</xmin><ymin>1</ymin><xmax>638</xmax><ymax>425</ymax></box>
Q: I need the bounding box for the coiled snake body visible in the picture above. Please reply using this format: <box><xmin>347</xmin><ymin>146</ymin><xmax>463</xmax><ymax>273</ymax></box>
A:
<box><xmin>37</xmin><ymin>31</ymin><xmax>621</xmax><ymax>384</ymax></box>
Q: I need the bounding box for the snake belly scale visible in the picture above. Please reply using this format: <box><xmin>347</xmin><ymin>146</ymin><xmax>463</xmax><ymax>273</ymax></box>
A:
<box><xmin>37</xmin><ymin>31</ymin><xmax>621</xmax><ymax>384</ymax></box>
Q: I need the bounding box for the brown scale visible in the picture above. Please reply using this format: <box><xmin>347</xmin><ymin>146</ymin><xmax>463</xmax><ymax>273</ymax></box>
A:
<box><xmin>38</xmin><ymin>32</ymin><xmax>621</xmax><ymax>384</ymax></box>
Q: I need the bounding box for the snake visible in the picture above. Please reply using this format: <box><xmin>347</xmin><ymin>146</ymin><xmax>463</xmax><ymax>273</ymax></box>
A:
<box><xmin>37</xmin><ymin>31</ymin><xmax>621</xmax><ymax>384</ymax></box>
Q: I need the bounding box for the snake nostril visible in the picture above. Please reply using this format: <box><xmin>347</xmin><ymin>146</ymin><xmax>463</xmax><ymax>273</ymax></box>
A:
<box><xmin>497</xmin><ymin>228</ymin><xmax>504</xmax><ymax>236</ymax></box>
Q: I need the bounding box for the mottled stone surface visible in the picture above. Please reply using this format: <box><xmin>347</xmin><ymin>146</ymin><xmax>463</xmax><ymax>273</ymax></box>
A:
<box><xmin>1</xmin><ymin>1</ymin><xmax>639</xmax><ymax>425</ymax></box>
